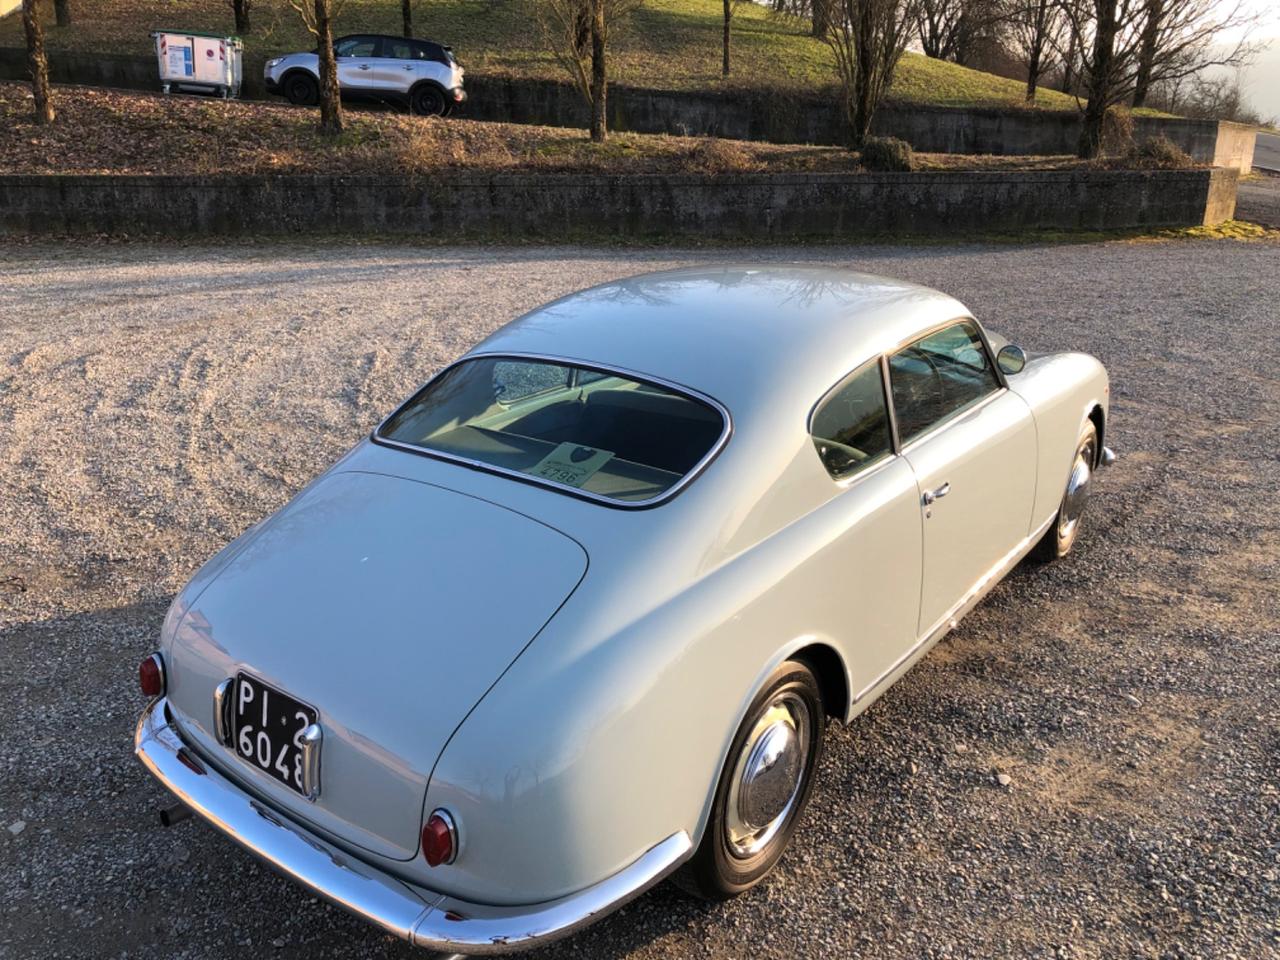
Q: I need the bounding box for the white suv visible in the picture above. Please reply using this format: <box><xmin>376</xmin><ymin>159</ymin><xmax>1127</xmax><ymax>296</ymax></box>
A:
<box><xmin>264</xmin><ymin>34</ymin><xmax>465</xmax><ymax>116</ymax></box>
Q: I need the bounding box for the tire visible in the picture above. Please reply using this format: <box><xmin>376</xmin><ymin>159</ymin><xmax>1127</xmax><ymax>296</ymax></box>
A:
<box><xmin>677</xmin><ymin>659</ymin><xmax>825</xmax><ymax>900</ymax></box>
<box><xmin>284</xmin><ymin>73</ymin><xmax>319</xmax><ymax>107</ymax></box>
<box><xmin>411</xmin><ymin>84</ymin><xmax>447</xmax><ymax>117</ymax></box>
<box><xmin>1032</xmin><ymin>420</ymin><xmax>1098</xmax><ymax>563</ymax></box>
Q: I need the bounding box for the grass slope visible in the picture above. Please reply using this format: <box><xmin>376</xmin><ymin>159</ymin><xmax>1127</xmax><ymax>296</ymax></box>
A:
<box><xmin>1</xmin><ymin>81</ymin><xmax>1108</xmax><ymax>175</ymax></box>
<box><xmin>0</xmin><ymin>0</ymin><xmax>1081</xmax><ymax>110</ymax></box>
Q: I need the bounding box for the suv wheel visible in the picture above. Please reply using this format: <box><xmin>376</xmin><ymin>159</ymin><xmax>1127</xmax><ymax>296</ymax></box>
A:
<box><xmin>285</xmin><ymin>73</ymin><xmax>319</xmax><ymax>106</ymax></box>
<box><xmin>412</xmin><ymin>85</ymin><xmax>447</xmax><ymax>117</ymax></box>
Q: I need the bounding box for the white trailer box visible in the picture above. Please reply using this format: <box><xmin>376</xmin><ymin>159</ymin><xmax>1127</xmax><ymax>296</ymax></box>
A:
<box><xmin>152</xmin><ymin>31</ymin><xmax>243</xmax><ymax>98</ymax></box>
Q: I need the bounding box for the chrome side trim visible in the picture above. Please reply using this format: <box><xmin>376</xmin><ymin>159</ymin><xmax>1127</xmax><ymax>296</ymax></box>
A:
<box><xmin>134</xmin><ymin>698</ymin><xmax>692</xmax><ymax>953</ymax></box>
<box><xmin>370</xmin><ymin>351</ymin><xmax>733</xmax><ymax>510</ymax></box>
<box><xmin>851</xmin><ymin>511</ymin><xmax>1056</xmax><ymax>704</ymax></box>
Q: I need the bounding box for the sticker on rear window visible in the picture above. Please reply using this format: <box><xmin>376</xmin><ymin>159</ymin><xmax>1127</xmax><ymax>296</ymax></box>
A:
<box><xmin>528</xmin><ymin>443</ymin><xmax>614</xmax><ymax>488</ymax></box>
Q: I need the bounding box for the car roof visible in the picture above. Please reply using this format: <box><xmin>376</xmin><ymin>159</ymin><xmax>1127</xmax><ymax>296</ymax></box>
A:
<box><xmin>337</xmin><ymin>34</ymin><xmax>449</xmax><ymax>45</ymax></box>
<box><xmin>468</xmin><ymin>266</ymin><xmax>972</xmax><ymax>418</ymax></box>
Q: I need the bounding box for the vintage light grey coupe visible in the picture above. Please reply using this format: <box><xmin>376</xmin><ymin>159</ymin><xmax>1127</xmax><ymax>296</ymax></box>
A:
<box><xmin>135</xmin><ymin>266</ymin><xmax>1114</xmax><ymax>953</ymax></box>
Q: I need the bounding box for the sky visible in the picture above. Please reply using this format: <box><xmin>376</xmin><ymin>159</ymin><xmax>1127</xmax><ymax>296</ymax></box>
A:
<box><xmin>1212</xmin><ymin>0</ymin><xmax>1280</xmax><ymax>123</ymax></box>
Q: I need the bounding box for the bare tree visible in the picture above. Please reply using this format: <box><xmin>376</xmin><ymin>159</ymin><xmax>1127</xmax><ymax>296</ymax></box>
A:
<box><xmin>1009</xmin><ymin>0</ymin><xmax>1065</xmax><ymax>101</ymax></box>
<box><xmin>230</xmin><ymin>0</ymin><xmax>251</xmax><ymax>33</ymax></box>
<box><xmin>288</xmin><ymin>0</ymin><xmax>345</xmax><ymax>134</ymax></box>
<box><xmin>1060</xmin><ymin>0</ymin><xmax>1260</xmax><ymax>157</ymax></box>
<box><xmin>722</xmin><ymin>0</ymin><xmax>749</xmax><ymax>75</ymax></box>
<box><xmin>21</xmin><ymin>0</ymin><xmax>54</xmax><ymax>124</ymax></box>
<box><xmin>1128</xmin><ymin>0</ymin><xmax>1258</xmax><ymax>108</ymax></box>
<box><xmin>533</xmin><ymin>0</ymin><xmax>639</xmax><ymax>143</ymax></box>
<box><xmin>53</xmin><ymin>0</ymin><xmax>69</xmax><ymax>27</ymax></box>
<box><xmin>402</xmin><ymin>0</ymin><xmax>413</xmax><ymax>37</ymax></box>
<box><xmin>823</xmin><ymin>0</ymin><xmax>919</xmax><ymax>147</ymax></box>
<box><xmin>913</xmin><ymin>0</ymin><xmax>1005</xmax><ymax>64</ymax></box>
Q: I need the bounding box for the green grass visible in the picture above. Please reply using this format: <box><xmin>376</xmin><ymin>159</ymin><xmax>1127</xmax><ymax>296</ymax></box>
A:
<box><xmin>2</xmin><ymin>0</ymin><xmax>1084</xmax><ymax>110</ymax></box>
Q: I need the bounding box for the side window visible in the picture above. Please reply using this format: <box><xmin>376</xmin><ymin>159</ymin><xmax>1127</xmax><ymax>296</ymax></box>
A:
<box><xmin>492</xmin><ymin>360</ymin><xmax>571</xmax><ymax>405</ymax></box>
<box><xmin>888</xmin><ymin>320</ymin><xmax>1000</xmax><ymax>445</ymax></box>
<box><xmin>811</xmin><ymin>359</ymin><xmax>893</xmax><ymax>480</ymax></box>
<box><xmin>335</xmin><ymin>37</ymin><xmax>377</xmax><ymax>57</ymax></box>
<box><xmin>383</xmin><ymin>38</ymin><xmax>414</xmax><ymax>60</ymax></box>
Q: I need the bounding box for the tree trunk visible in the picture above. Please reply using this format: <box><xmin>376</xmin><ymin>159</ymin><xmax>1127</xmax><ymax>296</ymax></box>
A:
<box><xmin>722</xmin><ymin>0</ymin><xmax>731</xmax><ymax>77</ymax></box>
<box><xmin>1131</xmin><ymin>0</ymin><xmax>1161</xmax><ymax>108</ymax></box>
<box><xmin>1025</xmin><ymin>42</ymin><xmax>1041</xmax><ymax>102</ymax></box>
<box><xmin>851</xmin><ymin>0</ymin><xmax>876</xmax><ymax>146</ymax></box>
<box><xmin>54</xmin><ymin>0</ymin><xmax>69</xmax><ymax>28</ymax></box>
<box><xmin>21</xmin><ymin>0</ymin><xmax>55</xmax><ymax>124</ymax></box>
<box><xmin>811</xmin><ymin>0</ymin><xmax>830</xmax><ymax>39</ymax></box>
<box><xmin>402</xmin><ymin>0</ymin><xmax>413</xmax><ymax>38</ymax></box>
<box><xmin>1061</xmin><ymin>28</ymin><xmax>1075</xmax><ymax>95</ymax></box>
<box><xmin>589</xmin><ymin>0</ymin><xmax>607</xmax><ymax>142</ymax></box>
<box><xmin>314</xmin><ymin>0</ymin><xmax>343</xmax><ymax>135</ymax></box>
<box><xmin>1078</xmin><ymin>0</ymin><xmax>1118</xmax><ymax>158</ymax></box>
<box><xmin>232</xmin><ymin>0</ymin><xmax>250</xmax><ymax>33</ymax></box>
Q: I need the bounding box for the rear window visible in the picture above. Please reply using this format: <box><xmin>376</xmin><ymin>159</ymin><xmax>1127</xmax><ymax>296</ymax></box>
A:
<box><xmin>376</xmin><ymin>357</ymin><xmax>728</xmax><ymax>504</ymax></box>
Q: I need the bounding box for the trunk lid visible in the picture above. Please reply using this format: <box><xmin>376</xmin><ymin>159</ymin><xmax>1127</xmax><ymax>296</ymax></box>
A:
<box><xmin>166</xmin><ymin>469</ymin><xmax>587</xmax><ymax>859</ymax></box>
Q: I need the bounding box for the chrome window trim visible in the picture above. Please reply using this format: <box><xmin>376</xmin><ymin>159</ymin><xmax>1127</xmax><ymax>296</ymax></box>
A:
<box><xmin>371</xmin><ymin>351</ymin><xmax>734</xmax><ymax>510</ymax></box>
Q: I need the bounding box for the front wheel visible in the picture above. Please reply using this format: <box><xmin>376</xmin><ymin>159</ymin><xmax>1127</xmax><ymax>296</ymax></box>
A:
<box><xmin>677</xmin><ymin>659</ymin><xmax>824</xmax><ymax>900</ymax></box>
<box><xmin>411</xmin><ymin>85</ymin><xmax>447</xmax><ymax>116</ymax></box>
<box><xmin>284</xmin><ymin>73</ymin><xmax>319</xmax><ymax>106</ymax></box>
<box><xmin>1032</xmin><ymin>420</ymin><xmax>1098</xmax><ymax>562</ymax></box>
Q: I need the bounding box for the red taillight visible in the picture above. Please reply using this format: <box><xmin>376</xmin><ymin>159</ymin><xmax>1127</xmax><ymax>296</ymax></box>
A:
<box><xmin>422</xmin><ymin>810</ymin><xmax>457</xmax><ymax>867</ymax></box>
<box><xmin>139</xmin><ymin>653</ymin><xmax>165</xmax><ymax>698</ymax></box>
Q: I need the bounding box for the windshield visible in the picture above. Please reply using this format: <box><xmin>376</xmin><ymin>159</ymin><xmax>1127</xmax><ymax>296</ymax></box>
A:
<box><xmin>377</xmin><ymin>357</ymin><xmax>727</xmax><ymax>504</ymax></box>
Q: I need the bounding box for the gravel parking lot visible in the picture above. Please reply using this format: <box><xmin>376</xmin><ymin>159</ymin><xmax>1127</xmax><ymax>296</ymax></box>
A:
<box><xmin>2</xmin><ymin>238</ymin><xmax>1278</xmax><ymax>960</ymax></box>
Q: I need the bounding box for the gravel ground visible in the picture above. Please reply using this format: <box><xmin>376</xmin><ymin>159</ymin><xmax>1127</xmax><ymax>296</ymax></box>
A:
<box><xmin>1</xmin><ymin>238</ymin><xmax>1278</xmax><ymax>960</ymax></box>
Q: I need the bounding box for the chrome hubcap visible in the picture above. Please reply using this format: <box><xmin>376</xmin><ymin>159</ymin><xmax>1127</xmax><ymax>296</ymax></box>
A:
<box><xmin>725</xmin><ymin>693</ymin><xmax>810</xmax><ymax>860</ymax></box>
<box><xmin>1059</xmin><ymin>438</ymin><xmax>1095</xmax><ymax>542</ymax></box>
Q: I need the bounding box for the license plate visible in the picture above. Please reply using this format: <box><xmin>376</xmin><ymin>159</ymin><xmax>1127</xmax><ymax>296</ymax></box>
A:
<box><xmin>231</xmin><ymin>673</ymin><xmax>318</xmax><ymax>797</ymax></box>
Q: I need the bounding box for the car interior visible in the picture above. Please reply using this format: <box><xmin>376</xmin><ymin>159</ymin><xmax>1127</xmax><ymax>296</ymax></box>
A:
<box><xmin>379</xmin><ymin>360</ymin><xmax>726</xmax><ymax>503</ymax></box>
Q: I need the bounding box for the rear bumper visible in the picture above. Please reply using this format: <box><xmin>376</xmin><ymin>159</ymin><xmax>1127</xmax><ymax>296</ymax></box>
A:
<box><xmin>134</xmin><ymin>697</ymin><xmax>690</xmax><ymax>953</ymax></box>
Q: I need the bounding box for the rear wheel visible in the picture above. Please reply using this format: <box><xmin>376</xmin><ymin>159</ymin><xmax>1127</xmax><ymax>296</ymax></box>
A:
<box><xmin>1032</xmin><ymin>421</ymin><xmax>1098</xmax><ymax>562</ymax></box>
<box><xmin>411</xmin><ymin>84</ymin><xmax>447</xmax><ymax>117</ymax></box>
<box><xmin>284</xmin><ymin>73</ymin><xmax>319</xmax><ymax>106</ymax></box>
<box><xmin>678</xmin><ymin>659</ymin><xmax>824</xmax><ymax>900</ymax></box>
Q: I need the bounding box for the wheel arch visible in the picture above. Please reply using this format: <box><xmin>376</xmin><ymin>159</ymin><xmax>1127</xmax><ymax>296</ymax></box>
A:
<box><xmin>280</xmin><ymin>66</ymin><xmax>319</xmax><ymax>86</ymax></box>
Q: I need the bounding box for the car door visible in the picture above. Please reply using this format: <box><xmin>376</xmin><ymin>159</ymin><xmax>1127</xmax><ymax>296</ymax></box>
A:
<box><xmin>887</xmin><ymin>319</ymin><xmax>1037</xmax><ymax>640</ymax></box>
<box><xmin>807</xmin><ymin>357</ymin><xmax>924</xmax><ymax>698</ymax></box>
<box><xmin>333</xmin><ymin>36</ymin><xmax>380</xmax><ymax>91</ymax></box>
<box><xmin>374</xmin><ymin>36</ymin><xmax>420</xmax><ymax>93</ymax></box>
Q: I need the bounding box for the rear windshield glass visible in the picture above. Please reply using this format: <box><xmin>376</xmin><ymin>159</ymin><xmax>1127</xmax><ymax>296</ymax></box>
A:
<box><xmin>377</xmin><ymin>357</ymin><xmax>727</xmax><ymax>504</ymax></box>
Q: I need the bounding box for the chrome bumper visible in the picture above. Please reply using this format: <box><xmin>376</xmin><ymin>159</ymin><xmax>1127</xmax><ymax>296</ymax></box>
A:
<box><xmin>135</xmin><ymin>697</ymin><xmax>691</xmax><ymax>954</ymax></box>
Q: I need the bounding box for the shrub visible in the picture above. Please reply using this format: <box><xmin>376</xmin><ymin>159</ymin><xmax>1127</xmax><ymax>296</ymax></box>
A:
<box><xmin>1126</xmin><ymin>134</ymin><xmax>1193</xmax><ymax>169</ymax></box>
<box><xmin>682</xmin><ymin>137</ymin><xmax>762</xmax><ymax>174</ymax></box>
<box><xmin>858</xmin><ymin>136</ymin><xmax>915</xmax><ymax>172</ymax></box>
<box><xmin>1100</xmin><ymin>105</ymin><xmax>1135</xmax><ymax>157</ymax></box>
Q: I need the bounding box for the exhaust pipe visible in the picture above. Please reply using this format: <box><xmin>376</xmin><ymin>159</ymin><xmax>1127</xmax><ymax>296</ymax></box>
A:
<box><xmin>159</xmin><ymin>802</ymin><xmax>192</xmax><ymax>827</ymax></box>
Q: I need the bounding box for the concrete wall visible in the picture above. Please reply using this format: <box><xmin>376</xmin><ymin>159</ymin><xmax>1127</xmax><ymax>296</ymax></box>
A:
<box><xmin>0</xmin><ymin>169</ymin><xmax>1236</xmax><ymax>239</ymax></box>
<box><xmin>0</xmin><ymin>46</ymin><xmax>1255</xmax><ymax>171</ymax></box>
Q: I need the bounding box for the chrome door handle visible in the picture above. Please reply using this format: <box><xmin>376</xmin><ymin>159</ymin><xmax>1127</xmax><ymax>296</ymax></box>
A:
<box><xmin>922</xmin><ymin>482</ymin><xmax>951</xmax><ymax>505</ymax></box>
<box><xmin>358</xmin><ymin>64</ymin><xmax>371</xmax><ymax>70</ymax></box>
